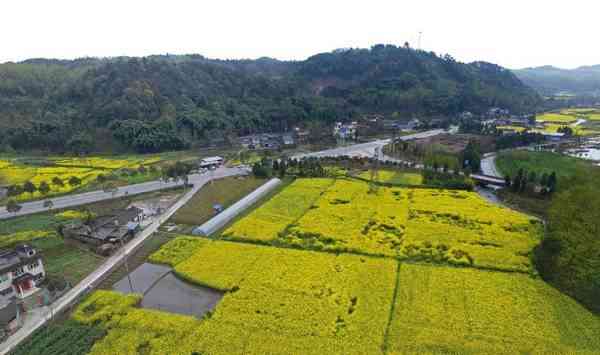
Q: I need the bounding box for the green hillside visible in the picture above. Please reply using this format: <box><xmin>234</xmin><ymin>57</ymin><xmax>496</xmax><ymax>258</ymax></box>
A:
<box><xmin>0</xmin><ymin>45</ymin><xmax>540</xmax><ymax>154</ymax></box>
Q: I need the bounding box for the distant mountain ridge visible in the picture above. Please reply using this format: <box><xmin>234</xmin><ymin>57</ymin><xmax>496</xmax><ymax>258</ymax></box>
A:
<box><xmin>513</xmin><ymin>65</ymin><xmax>600</xmax><ymax>96</ymax></box>
<box><xmin>0</xmin><ymin>45</ymin><xmax>539</xmax><ymax>153</ymax></box>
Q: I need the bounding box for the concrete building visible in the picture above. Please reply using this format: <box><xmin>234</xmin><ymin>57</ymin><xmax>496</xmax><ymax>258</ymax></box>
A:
<box><xmin>0</xmin><ymin>245</ymin><xmax>45</xmax><ymax>302</ymax></box>
<box><xmin>200</xmin><ymin>156</ymin><xmax>224</xmax><ymax>168</ymax></box>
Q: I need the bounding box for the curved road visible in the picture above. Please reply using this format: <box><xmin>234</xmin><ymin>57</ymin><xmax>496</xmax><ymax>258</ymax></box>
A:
<box><xmin>480</xmin><ymin>153</ymin><xmax>502</xmax><ymax>178</ymax></box>
<box><xmin>293</xmin><ymin>129</ymin><xmax>445</xmax><ymax>160</ymax></box>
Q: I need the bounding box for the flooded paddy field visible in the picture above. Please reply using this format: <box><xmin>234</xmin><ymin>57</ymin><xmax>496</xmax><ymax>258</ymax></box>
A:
<box><xmin>114</xmin><ymin>262</ymin><xmax>223</xmax><ymax>318</ymax></box>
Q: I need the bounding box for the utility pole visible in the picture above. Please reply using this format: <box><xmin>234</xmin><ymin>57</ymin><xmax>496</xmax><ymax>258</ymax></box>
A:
<box><xmin>418</xmin><ymin>31</ymin><xmax>423</xmax><ymax>50</ymax></box>
<box><xmin>120</xmin><ymin>238</ymin><xmax>134</xmax><ymax>293</ymax></box>
<box><xmin>369</xmin><ymin>147</ymin><xmax>380</xmax><ymax>194</ymax></box>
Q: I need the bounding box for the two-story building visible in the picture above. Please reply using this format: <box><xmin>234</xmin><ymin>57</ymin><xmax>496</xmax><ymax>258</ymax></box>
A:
<box><xmin>0</xmin><ymin>245</ymin><xmax>45</xmax><ymax>301</ymax></box>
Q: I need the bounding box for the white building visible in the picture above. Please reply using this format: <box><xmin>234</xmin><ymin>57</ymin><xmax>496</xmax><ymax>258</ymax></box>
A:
<box><xmin>200</xmin><ymin>156</ymin><xmax>224</xmax><ymax>168</ymax></box>
<box><xmin>0</xmin><ymin>245</ymin><xmax>46</xmax><ymax>301</ymax></box>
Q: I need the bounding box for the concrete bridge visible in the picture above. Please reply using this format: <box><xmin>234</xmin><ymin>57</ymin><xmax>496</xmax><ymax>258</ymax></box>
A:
<box><xmin>470</xmin><ymin>173</ymin><xmax>507</xmax><ymax>187</ymax></box>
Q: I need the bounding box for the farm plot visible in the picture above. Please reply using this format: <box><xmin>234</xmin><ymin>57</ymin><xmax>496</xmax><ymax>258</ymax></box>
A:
<box><xmin>169</xmin><ymin>176</ymin><xmax>266</xmax><ymax>233</ymax></box>
<box><xmin>386</xmin><ymin>264</ymin><xmax>600</xmax><ymax>354</ymax></box>
<box><xmin>0</xmin><ymin>155</ymin><xmax>162</xmax><ymax>202</ymax></box>
<box><xmin>404</xmin><ymin>188</ymin><xmax>541</xmax><ymax>272</ymax></box>
<box><xmin>536</xmin><ymin>112</ymin><xmax>578</xmax><ymax>123</ymax></box>
<box><xmin>223</xmin><ymin>178</ymin><xmax>542</xmax><ymax>272</ymax></box>
<box><xmin>222</xmin><ymin>178</ymin><xmax>334</xmax><ymax>242</ymax></box>
<box><xmin>71</xmin><ymin>240</ymin><xmax>397</xmax><ymax>354</ymax></box>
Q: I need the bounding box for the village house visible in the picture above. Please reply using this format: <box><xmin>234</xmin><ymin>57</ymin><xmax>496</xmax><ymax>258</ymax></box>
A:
<box><xmin>294</xmin><ymin>127</ymin><xmax>310</xmax><ymax>144</ymax></box>
<box><xmin>0</xmin><ymin>245</ymin><xmax>46</xmax><ymax>301</ymax></box>
<box><xmin>0</xmin><ymin>244</ymin><xmax>47</xmax><ymax>333</ymax></box>
<box><xmin>281</xmin><ymin>133</ymin><xmax>295</xmax><ymax>147</ymax></box>
<box><xmin>64</xmin><ymin>207</ymin><xmax>143</xmax><ymax>247</ymax></box>
<box><xmin>333</xmin><ymin>122</ymin><xmax>357</xmax><ymax>140</ymax></box>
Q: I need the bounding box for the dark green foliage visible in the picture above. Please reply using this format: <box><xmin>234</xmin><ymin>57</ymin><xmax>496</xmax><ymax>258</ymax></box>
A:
<box><xmin>557</xmin><ymin>126</ymin><xmax>574</xmax><ymax>136</ymax></box>
<box><xmin>163</xmin><ymin>161</ymin><xmax>194</xmax><ymax>185</ymax></box>
<box><xmin>11</xmin><ymin>320</ymin><xmax>106</xmax><ymax>355</ymax></box>
<box><xmin>1</xmin><ymin>46</ymin><xmax>539</xmax><ymax>153</ymax></box>
<box><xmin>536</xmin><ymin>170</ymin><xmax>600</xmax><ymax>313</ymax></box>
<box><xmin>422</xmin><ymin>170</ymin><xmax>474</xmax><ymax>190</ymax></box>
<box><xmin>495</xmin><ymin>132</ymin><xmax>545</xmax><ymax>150</ymax></box>
<box><xmin>461</xmin><ymin>140</ymin><xmax>481</xmax><ymax>172</ymax></box>
<box><xmin>51</xmin><ymin>177</ymin><xmax>64</xmax><ymax>188</ymax></box>
<box><xmin>68</xmin><ymin>176</ymin><xmax>82</xmax><ymax>187</ymax></box>
<box><xmin>23</xmin><ymin>181</ymin><xmax>36</xmax><ymax>195</ymax></box>
<box><xmin>38</xmin><ymin>181</ymin><xmax>50</xmax><ymax>195</ymax></box>
<box><xmin>252</xmin><ymin>158</ymin><xmax>273</xmax><ymax>178</ymax></box>
<box><xmin>6</xmin><ymin>199</ymin><xmax>22</xmax><ymax>214</ymax></box>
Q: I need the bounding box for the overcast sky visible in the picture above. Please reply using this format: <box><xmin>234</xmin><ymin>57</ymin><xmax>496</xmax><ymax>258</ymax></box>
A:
<box><xmin>2</xmin><ymin>0</ymin><xmax>598</xmax><ymax>69</ymax></box>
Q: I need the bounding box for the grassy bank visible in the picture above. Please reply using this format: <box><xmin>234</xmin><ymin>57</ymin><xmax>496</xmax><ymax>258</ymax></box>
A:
<box><xmin>168</xmin><ymin>176</ymin><xmax>266</xmax><ymax>233</ymax></box>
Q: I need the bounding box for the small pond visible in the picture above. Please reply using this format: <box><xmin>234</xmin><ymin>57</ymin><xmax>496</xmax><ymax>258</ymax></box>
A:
<box><xmin>114</xmin><ymin>262</ymin><xmax>223</xmax><ymax>318</ymax></box>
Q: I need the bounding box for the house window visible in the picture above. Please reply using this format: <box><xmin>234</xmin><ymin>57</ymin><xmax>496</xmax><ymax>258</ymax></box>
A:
<box><xmin>28</xmin><ymin>260</ymin><xmax>39</xmax><ymax>270</ymax></box>
<box><xmin>13</xmin><ymin>267</ymin><xmax>24</xmax><ymax>277</ymax></box>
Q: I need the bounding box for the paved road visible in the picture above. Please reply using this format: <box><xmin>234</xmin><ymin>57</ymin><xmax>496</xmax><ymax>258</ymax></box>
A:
<box><xmin>480</xmin><ymin>153</ymin><xmax>502</xmax><ymax>178</ymax></box>
<box><xmin>0</xmin><ymin>168</ymin><xmax>246</xmax><ymax>220</ymax></box>
<box><xmin>293</xmin><ymin>129</ymin><xmax>445</xmax><ymax>160</ymax></box>
<box><xmin>0</xmin><ymin>166</ymin><xmax>247</xmax><ymax>354</ymax></box>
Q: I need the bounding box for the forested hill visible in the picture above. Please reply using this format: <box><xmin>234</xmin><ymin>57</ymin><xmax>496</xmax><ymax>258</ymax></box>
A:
<box><xmin>513</xmin><ymin>65</ymin><xmax>600</xmax><ymax>96</ymax></box>
<box><xmin>0</xmin><ymin>45</ymin><xmax>540</xmax><ymax>153</ymax></box>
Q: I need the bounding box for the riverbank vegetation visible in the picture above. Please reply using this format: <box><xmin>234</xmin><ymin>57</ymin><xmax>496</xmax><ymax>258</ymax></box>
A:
<box><xmin>536</xmin><ymin>169</ymin><xmax>600</xmax><ymax>313</ymax></box>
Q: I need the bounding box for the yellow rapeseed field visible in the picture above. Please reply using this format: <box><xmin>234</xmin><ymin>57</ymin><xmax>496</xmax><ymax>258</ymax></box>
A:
<box><xmin>79</xmin><ymin>240</ymin><xmax>397</xmax><ymax>354</ymax></box>
<box><xmin>536</xmin><ymin>112</ymin><xmax>578</xmax><ymax>123</ymax></box>
<box><xmin>222</xmin><ymin>178</ymin><xmax>334</xmax><ymax>242</ymax></box>
<box><xmin>224</xmin><ymin>178</ymin><xmax>542</xmax><ymax>272</ymax></box>
<box><xmin>0</xmin><ymin>230</ymin><xmax>53</xmax><ymax>249</ymax></box>
<box><xmin>386</xmin><ymin>264</ymin><xmax>600</xmax><ymax>354</ymax></box>
<box><xmin>0</xmin><ymin>156</ymin><xmax>161</xmax><ymax>201</ymax></box>
<box><xmin>358</xmin><ymin>170</ymin><xmax>423</xmax><ymax>185</ymax></box>
<box><xmin>148</xmin><ymin>236</ymin><xmax>207</xmax><ymax>267</ymax></box>
<box><xmin>51</xmin><ymin>156</ymin><xmax>161</xmax><ymax>169</ymax></box>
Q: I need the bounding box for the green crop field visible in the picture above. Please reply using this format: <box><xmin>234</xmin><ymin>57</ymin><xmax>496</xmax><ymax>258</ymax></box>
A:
<box><xmin>11</xmin><ymin>320</ymin><xmax>106</xmax><ymax>355</ymax></box>
<box><xmin>358</xmin><ymin>170</ymin><xmax>423</xmax><ymax>186</ymax></box>
<box><xmin>169</xmin><ymin>176</ymin><xmax>266</xmax><ymax>232</ymax></box>
<box><xmin>496</xmin><ymin>150</ymin><xmax>594</xmax><ymax>180</ymax></box>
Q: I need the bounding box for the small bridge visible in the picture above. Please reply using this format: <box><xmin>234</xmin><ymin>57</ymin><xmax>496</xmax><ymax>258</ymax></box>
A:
<box><xmin>470</xmin><ymin>174</ymin><xmax>506</xmax><ymax>187</ymax></box>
